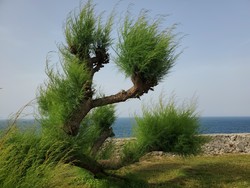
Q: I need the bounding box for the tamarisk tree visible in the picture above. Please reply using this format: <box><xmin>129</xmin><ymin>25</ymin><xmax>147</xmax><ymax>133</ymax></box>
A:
<box><xmin>38</xmin><ymin>1</ymin><xmax>178</xmax><ymax>137</ymax></box>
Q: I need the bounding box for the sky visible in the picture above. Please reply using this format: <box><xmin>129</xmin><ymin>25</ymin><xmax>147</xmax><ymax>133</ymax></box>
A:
<box><xmin>0</xmin><ymin>0</ymin><xmax>249</xmax><ymax>118</ymax></box>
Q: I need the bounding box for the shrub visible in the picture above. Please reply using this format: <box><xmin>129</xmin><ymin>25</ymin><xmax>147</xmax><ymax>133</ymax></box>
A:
<box><xmin>122</xmin><ymin>96</ymin><xmax>206</xmax><ymax>163</ymax></box>
<box><xmin>134</xmin><ymin>97</ymin><xmax>205</xmax><ymax>156</ymax></box>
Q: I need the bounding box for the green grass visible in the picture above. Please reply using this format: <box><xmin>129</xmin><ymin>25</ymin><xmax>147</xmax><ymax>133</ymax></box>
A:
<box><xmin>115</xmin><ymin>154</ymin><xmax>250</xmax><ymax>188</ymax></box>
<box><xmin>1</xmin><ymin>127</ymin><xmax>249</xmax><ymax>187</ymax></box>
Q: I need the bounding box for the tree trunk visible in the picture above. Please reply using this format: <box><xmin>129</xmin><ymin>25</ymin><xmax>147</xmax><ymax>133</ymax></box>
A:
<box><xmin>90</xmin><ymin>128</ymin><xmax>114</xmax><ymax>157</ymax></box>
<box><xmin>66</xmin><ymin>152</ymin><xmax>105</xmax><ymax>175</ymax></box>
<box><xmin>63</xmin><ymin>99</ymin><xmax>92</xmax><ymax>136</ymax></box>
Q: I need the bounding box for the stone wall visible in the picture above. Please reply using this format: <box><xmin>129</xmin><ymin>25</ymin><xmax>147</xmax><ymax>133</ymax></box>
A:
<box><xmin>104</xmin><ymin>133</ymin><xmax>250</xmax><ymax>156</ymax></box>
<box><xmin>202</xmin><ymin>133</ymin><xmax>250</xmax><ymax>155</ymax></box>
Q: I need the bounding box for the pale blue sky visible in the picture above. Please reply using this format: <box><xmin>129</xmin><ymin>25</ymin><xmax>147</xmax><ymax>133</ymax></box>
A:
<box><xmin>0</xmin><ymin>0</ymin><xmax>249</xmax><ymax>118</ymax></box>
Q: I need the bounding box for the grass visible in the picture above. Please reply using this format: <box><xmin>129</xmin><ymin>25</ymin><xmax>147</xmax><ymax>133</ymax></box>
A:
<box><xmin>1</xmin><ymin>127</ymin><xmax>249</xmax><ymax>187</ymax></box>
<box><xmin>115</xmin><ymin>154</ymin><xmax>250</xmax><ymax>188</ymax></box>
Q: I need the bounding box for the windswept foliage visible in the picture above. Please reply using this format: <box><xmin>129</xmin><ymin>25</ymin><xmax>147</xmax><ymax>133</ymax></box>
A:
<box><xmin>38</xmin><ymin>59</ymin><xmax>90</xmax><ymax>132</ymax></box>
<box><xmin>38</xmin><ymin>0</ymin><xmax>115</xmax><ymax>135</ymax></box>
<box><xmin>37</xmin><ymin>0</ymin><xmax>179</xmax><ymax>136</ymax></box>
<box><xmin>0</xmin><ymin>127</ymin><xmax>75</xmax><ymax>188</ymax></box>
<box><xmin>116</xmin><ymin>11</ymin><xmax>178</xmax><ymax>88</ymax></box>
<box><xmin>134</xmin><ymin>97</ymin><xmax>205</xmax><ymax>155</ymax></box>
<box><xmin>121</xmin><ymin>96</ymin><xmax>206</xmax><ymax>164</ymax></box>
<box><xmin>0</xmin><ymin>126</ymin><xmax>146</xmax><ymax>187</ymax></box>
<box><xmin>65</xmin><ymin>0</ymin><xmax>114</xmax><ymax>59</ymax></box>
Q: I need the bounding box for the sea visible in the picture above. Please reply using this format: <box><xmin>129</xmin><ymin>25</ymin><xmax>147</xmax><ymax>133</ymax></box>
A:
<box><xmin>1</xmin><ymin>117</ymin><xmax>250</xmax><ymax>138</ymax></box>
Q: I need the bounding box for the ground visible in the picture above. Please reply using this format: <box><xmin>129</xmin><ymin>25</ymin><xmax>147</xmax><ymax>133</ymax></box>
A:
<box><xmin>114</xmin><ymin>153</ymin><xmax>250</xmax><ymax>188</ymax></box>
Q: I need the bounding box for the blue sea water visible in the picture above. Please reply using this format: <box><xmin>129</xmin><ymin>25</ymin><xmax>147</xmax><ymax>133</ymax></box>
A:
<box><xmin>199</xmin><ymin>117</ymin><xmax>250</xmax><ymax>134</ymax></box>
<box><xmin>112</xmin><ymin>117</ymin><xmax>250</xmax><ymax>138</ymax></box>
<box><xmin>1</xmin><ymin>117</ymin><xmax>250</xmax><ymax>138</ymax></box>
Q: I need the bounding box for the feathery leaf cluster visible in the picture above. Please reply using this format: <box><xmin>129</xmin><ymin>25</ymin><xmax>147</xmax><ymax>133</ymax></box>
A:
<box><xmin>134</xmin><ymin>97</ymin><xmax>205</xmax><ymax>155</ymax></box>
<box><xmin>38</xmin><ymin>57</ymin><xmax>90</xmax><ymax>131</ymax></box>
<box><xmin>115</xmin><ymin>11</ymin><xmax>178</xmax><ymax>85</ymax></box>
<box><xmin>121</xmin><ymin>96</ymin><xmax>205</xmax><ymax>164</ymax></box>
<box><xmin>65</xmin><ymin>0</ymin><xmax>114</xmax><ymax>59</ymax></box>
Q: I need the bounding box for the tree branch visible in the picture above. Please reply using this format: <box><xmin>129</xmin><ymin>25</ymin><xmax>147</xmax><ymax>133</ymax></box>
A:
<box><xmin>63</xmin><ymin>99</ymin><xmax>92</xmax><ymax>136</ymax></box>
<box><xmin>64</xmin><ymin>74</ymin><xmax>153</xmax><ymax>136</ymax></box>
<box><xmin>92</xmin><ymin>73</ymin><xmax>155</xmax><ymax>108</ymax></box>
<box><xmin>92</xmin><ymin>85</ymin><xmax>140</xmax><ymax>108</ymax></box>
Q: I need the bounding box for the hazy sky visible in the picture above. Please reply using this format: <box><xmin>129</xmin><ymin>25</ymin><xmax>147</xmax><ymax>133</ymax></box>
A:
<box><xmin>0</xmin><ymin>0</ymin><xmax>249</xmax><ymax>118</ymax></box>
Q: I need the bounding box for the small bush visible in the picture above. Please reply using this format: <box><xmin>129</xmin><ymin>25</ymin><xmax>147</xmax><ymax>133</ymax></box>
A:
<box><xmin>134</xmin><ymin>97</ymin><xmax>205</xmax><ymax>156</ymax></box>
<box><xmin>122</xmin><ymin>96</ymin><xmax>206</xmax><ymax>163</ymax></box>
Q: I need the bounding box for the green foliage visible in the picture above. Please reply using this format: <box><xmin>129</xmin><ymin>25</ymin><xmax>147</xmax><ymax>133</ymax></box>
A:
<box><xmin>134</xmin><ymin>97</ymin><xmax>205</xmax><ymax>156</ymax></box>
<box><xmin>65</xmin><ymin>0</ymin><xmax>114</xmax><ymax>58</ymax></box>
<box><xmin>85</xmin><ymin>104</ymin><xmax>116</xmax><ymax>130</ymax></box>
<box><xmin>115</xmin><ymin>11</ymin><xmax>178</xmax><ymax>85</ymax></box>
<box><xmin>1</xmin><ymin>0</ymin><xmax>183</xmax><ymax>187</ymax></box>
<box><xmin>38</xmin><ymin>57</ymin><xmax>90</xmax><ymax>131</ymax></box>
<box><xmin>38</xmin><ymin>0</ymin><xmax>179</xmax><ymax>137</ymax></box>
<box><xmin>0</xmin><ymin>126</ymin><xmax>140</xmax><ymax>188</ymax></box>
<box><xmin>138</xmin><ymin>96</ymin><xmax>204</xmax><ymax>155</ymax></box>
<box><xmin>0</xmin><ymin>125</ymin><xmax>147</xmax><ymax>188</ymax></box>
<box><xmin>0</xmin><ymin>126</ymin><xmax>77</xmax><ymax>188</ymax></box>
<box><xmin>37</xmin><ymin>0</ymin><xmax>114</xmax><ymax>132</ymax></box>
<box><xmin>121</xmin><ymin>97</ymin><xmax>206</xmax><ymax>164</ymax></box>
<box><xmin>75</xmin><ymin>105</ymin><xmax>116</xmax><ymax>154</ymax></box>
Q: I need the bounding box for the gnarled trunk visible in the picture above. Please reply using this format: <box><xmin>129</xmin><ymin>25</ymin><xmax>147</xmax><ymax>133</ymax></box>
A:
<box><xmin>66</xmin><ymin>152</ymin><xmax>105</xmax><ymax>176</ymax></box>
<box><xmin>90</xmin><ymin>128</ymin><xmax>114</xmax><ymax>157</ymax></box>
